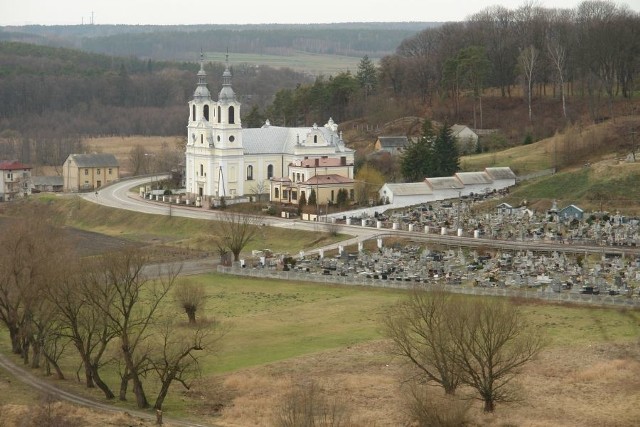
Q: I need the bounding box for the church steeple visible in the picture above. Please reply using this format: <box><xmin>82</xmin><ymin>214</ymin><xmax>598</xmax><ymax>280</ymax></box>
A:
<box><xmin>193</xmin><ymin>49</ymin><xmax>211</xmax><ymax>100</ymax></box>
<box><xmin>218</xmin><ymin>51</ymin><xmax>236</xmax><ymax>102</ymax></box>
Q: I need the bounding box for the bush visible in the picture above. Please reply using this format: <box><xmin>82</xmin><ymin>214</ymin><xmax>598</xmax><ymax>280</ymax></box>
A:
<box><xmin>405</xmin><ymin>382</ymin><xmax>471</xmax><ymax>427</ymax></box>
<box><xmin>274</xmin><ymin>380</ymin><xmax>351</xmax><ymax>427</ymax></box>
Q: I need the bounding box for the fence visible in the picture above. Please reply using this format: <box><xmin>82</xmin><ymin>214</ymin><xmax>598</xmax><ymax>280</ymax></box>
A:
<box><xmin>217</xmin><ymin>265</ymin><xmax>640</xmax><ymax>308</ymax></box>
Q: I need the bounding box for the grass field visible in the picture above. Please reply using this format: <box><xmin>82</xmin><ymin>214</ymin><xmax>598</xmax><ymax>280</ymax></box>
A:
<box><xmin>14</xmin><ymin>196</ymin><xmax>347</xmax><ymax>257</ymax></box>
<box><xmin>204</xmin><ymin>51</ymin><xmax>364</xmax><ymax>76</ymax></box>
<box><xmin>1</xmin><ymin>270</ymin><xmax>639</xmax><ymax>426</ymax></box>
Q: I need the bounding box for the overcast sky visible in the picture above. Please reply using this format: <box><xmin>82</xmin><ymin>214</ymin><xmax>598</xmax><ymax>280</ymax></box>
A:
<box><xmin>1</xmin><ymin>0</ymin><xmax>638</xmax><ymax>26</ymax></box>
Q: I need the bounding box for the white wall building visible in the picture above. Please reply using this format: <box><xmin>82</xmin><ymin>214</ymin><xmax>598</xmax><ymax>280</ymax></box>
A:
<box><xmin>185</xmin><ymin>55</ymin><xmax>354</xmax><ymax>200</ymax></box>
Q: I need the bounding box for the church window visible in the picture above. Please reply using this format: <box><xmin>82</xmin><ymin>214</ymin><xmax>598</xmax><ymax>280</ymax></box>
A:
<box><xmin>301</xmin><ymin>190</ymin><xmax>306</xmax><ymax>200</ymax></box>
<box><xmin>84</xmin><ymin>169</ymin><xmax>89</xmax><ymax>175</ymax></box>
<box><xmin>267</xmin><ymin>164</ymin><xmax>274</xmax><ymax>179</ymax></box>
<box><xmin>314</xmin><ymin>135</ymin><xmax>318</xmax><ymax>143</ymax></box>
<box><xmin>200</xmin><ymin>135</ymin><xmax>203</xmax><ymax>144</ymax></box>
<box><xmin>247</xmin><ymin>165</ymin><xmax>253</xmax><ymax>180</ymax></box>
<box><xmin>200</xmin><ymin>164</ymin><xmax>204</xmax><ymax>176</ymax></box>
<box><xmin>217</xmin><ymin>106</ymin><xmax>221</xmax><ymax>123</ymax></box>
<box><xmin>229</xmin><ymin>106</ymin><xmax>235</xmax><ymax>124</ymax></box>
<box><xmin>292</xmin><ymin>190</ymin><xmax>297</xmax><ymax>201</ymax></box>
<box><xmin>331</xmin><ymin>190</ymin><xmax>335</xmax><ymax>202</ymax></box>
<box><xmin>108</xmin><ymin>168</ymin><xmax>113</xmax><ymax>175</ymax></box>
<box><xmin>192</xmin><ymin>105</ymin><xmax>196</xmax><ymax>121</ymax></box>
<box><xmin>217</xmin><ymin>135</ymin><xmax>221</xmax><ymax>142</ymax></box>
<box><xmin>203</xmin><ymin>105</ymin><xmax>209</xmax><ymax>121</ymax></box>
<box><xmin>97</xmin><ymin>168</ymin><xmax>101</xmax><ymax>175</ymax></box>
<box><xmin>229</xmin><ymin>135</ymin><xmax>235</xmax><ymax>142</ymax></box>
<box><xmin>274</xmin><ymin>187</ymin><xmax>279</xmax><ymax>198</ymax></box>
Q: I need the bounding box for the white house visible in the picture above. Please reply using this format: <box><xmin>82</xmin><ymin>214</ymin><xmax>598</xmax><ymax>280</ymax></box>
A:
<box><xmin>378</xmin><ymin>167</ymin><xmax>518</xmax><ymax>210</ymax></box>
<box><xmin>185</xmin><ymin>55</ymin><xmax>354</xmax><ymax>201</ymax></box>
<box><xmin>379</xmin><ymin>182</ymin><xmax>433</xmax><ymax>206</ymax></box>
<box><xmin>0</xmin><ymin>160</ymin><xmax>31</xmax><ymax>201</ymax></box>
<box><xmin>450</xmin><ymin>124</ymin><xmax>478</xmax><ymax>154</ymax></box>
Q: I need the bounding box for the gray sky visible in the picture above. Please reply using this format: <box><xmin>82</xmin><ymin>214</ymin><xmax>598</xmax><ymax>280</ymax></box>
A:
<box><xmin>1</xmin><ymin>0</ymin><xmax>638</xmax><ymax>26</ymax></box>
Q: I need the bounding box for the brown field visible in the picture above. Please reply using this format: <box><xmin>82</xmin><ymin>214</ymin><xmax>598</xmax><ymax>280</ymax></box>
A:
<box><xmin>83</xmin><ymin>136</ymin><xmax>183</xmax><ymax>175</ymax></box>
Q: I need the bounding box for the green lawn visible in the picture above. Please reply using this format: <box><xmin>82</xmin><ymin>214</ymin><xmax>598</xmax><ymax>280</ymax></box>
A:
<box><xmin>0</xmin><ymin>272</ymin><xmax>638</xmax><ymax>418</ymax></box>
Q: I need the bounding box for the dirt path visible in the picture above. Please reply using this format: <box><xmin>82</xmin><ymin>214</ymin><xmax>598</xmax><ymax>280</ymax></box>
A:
<box><xmin>0</xmin><ymin>344</ymin><xmax>217</xmax><ymax>426</ymax></box>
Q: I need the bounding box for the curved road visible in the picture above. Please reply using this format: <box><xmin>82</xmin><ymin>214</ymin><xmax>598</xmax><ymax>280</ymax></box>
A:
<box><xmin>88</xmin><ymin>176</ymin><xmax>640</xmax><ymax>257</ymax></box>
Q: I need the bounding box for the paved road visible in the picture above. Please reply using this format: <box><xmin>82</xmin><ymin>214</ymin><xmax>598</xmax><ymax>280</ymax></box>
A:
<box><xmin>87</xmin><ymin>176</ymin><xmax>640</xmax><ymax>257</ymax></box>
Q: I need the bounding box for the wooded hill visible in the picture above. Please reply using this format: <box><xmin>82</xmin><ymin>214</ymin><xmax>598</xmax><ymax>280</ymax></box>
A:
<box><xmin>0</xmin><ymin>22</ymin><xmax>434</xmax><ymax>61</ymax></box>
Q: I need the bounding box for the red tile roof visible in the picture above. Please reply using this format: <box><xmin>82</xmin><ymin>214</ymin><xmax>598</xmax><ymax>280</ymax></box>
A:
<box><xmin>0</xmin><ymin>160</ymin><xmax>31</xmax><ymax>171</ymax></box>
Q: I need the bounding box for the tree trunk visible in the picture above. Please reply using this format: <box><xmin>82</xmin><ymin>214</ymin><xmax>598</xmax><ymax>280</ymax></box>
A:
<box><xmin>9</xmin><ymin>327</ymin><xmax>21</xmax><ymax>354</ymax></box>
<box><xmin>90</xmin><ymin>364</ymin><xmax>115</xmax><ymax>399</ymax></box>
<box><xmin>483</xmin><ymin>398</ymin><xmax>495</xmax><ymax>412</ymax></box>
<box><xmin>119</xmin><ymin>374</ymin><xmax>129</xmax><ymax>401</ymax></box>
<box><xmin>186</xmin><ymin>307</ymin><xmax>196</xmax><ymax>324</ymax></box>
<box><xmin>43</xmin><ymin>354</ymin><xmax>65</xmax><ymax>380</ymax></box>
<box><xmin>153</xmin><ymin>379</ymin><xmax>173</xmax><ymax>411</ymax></box>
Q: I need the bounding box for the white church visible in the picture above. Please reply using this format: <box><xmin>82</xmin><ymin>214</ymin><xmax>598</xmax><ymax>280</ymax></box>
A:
<box><xmin>185</xmin><ymin>56</ymin><xmax>355</xmax><ymax>203</ymax></box>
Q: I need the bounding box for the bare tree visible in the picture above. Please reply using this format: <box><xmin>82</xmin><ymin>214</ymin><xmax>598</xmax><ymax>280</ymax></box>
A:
<box><xmin>129</xmin><ymin>144</ymin><xmax>150</xmax><ymax>176</ymax></box>
<box><xmin>46</xmin><ymin>257</ymin><xmax>117</xmax><ymax>398</ymax></box>
<box><xmin>150</xmin><ymin>317</ymin><xmax>225</xmax><ymax>410</ymax></box>
<box><xmin>275</xmin><ymin>380</ymin><xmax>351</xmax><ymax>427</ymax></box>
<box><xmin>88</xmin><ymin>249</ymin><xmax>180</xmax><ymax>408</ymax></box>
<box><xmin>212</xmin><ymin>212</ymin><xmax>260</xmax><ymax>262</ymax></box>
<box><xmin>250</xmin><ymin>180</ymin><xmax>268</xmax><ymax>203</ymax></box>
<box><xmin>384</xmin><ymin>287</ymin><xmax>461</xmax><ymax>395</ymax></box>
<box><xmin>386</xmin><ymin>291</ymin><xmax>545</xmax><ymax>413</ymax></box>
<box><xmin>518</xmin><ymin>45</ymin><xmax>538</xmax><ymax>122</ymax></box>
<box><xmin>174</xmin><ymin>281</ymin><xmax>206</xmax><ymax>324</ymax></box>
<box><xmin>448</xmin><ymin>298</ymin><xmax>546</xmax><ymax>412</ymax></box>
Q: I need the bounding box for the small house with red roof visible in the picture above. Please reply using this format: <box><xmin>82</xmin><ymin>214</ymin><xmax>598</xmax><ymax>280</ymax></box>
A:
<box><xmin>0</xmin><ymin>160</ymin><xmax>32</xmax><ymax>201</ymax></box>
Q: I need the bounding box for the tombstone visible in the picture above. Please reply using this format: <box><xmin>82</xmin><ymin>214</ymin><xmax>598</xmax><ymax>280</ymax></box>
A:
<box><xmin>260</xmin><ymin>256</ymin><xmax>266</xmax><ymax>266</ymax></box>
<box><xmin>425</xmin><ymin>226</ymin><xmax>430</xmax><ymax>234</ymax></box>
<box><xmin>139</xmin><ymin>188</ymin><xmax>145</xmax><ymax>197</ymax></box>
<box><xmin>377</xmin><ymin>220</ymin><xmax>382</xmax><ymax>229</ymax></box>
<box><xmin>299</xmin><ymin>250</ymin><xmax>305</xmax><ymax>259</ymax></box>
<box><xmin>362</xmin><ymin>219</ymin><xmax>367</xmax><ymax>227</ymax></box>
<box><xmin>196</xmin><ymin>197</ymin><xmax>202</xmax><ymax>207</ymax></box>
<box><xmin>473</xmin><ymin>230</ymin><xmax>480</xmax><ymax>238</ymax></box>
<box><xmin>377</xmin><ymin>238</ymin><xmax>383</xmax><ymax>249</ymax></box>
<box><xmin>358</xmin><ymin>242</ymin><xmax>364</xmax><ymax>252</ymax></box>
<box><xmin>338</xmin><ymin>245</ymin><xmax>344</xmax><ymax>255</ymax></box>
<box><xmin>392</xmin><ymin>222</ymin><xmax>399</xmax><ymax>230</ymax></box>
<box><xmin>441</xmin><ymin>227</ymin><xmax>447</xmax><ymax>235</ymax></box>
<box><xmin>319</xmin><ymin>249</ymin><xmax>324</xmax><ymax>259</ymax></box>
<box><xmin>240</xmin><ymin>259</ymin><xmax>245</xmax><ymax>268</ymax></box>
<box><xmin>176</xmin><ymin>195</ymin><xmax>181</xmax><ymax>204</ymax></box>
<box><xmin>408</xmin><ymin>224</ymin><xmax>414</xmax><ymax>232</ymax></box>
<box><xmin>346</xmin><ymin>218</ymin><xmax>352</xmax><ymax>225</ymax></box>
<box><xmin>457</xmin><ymin>228</ymin><xmax>463</xmax><ymax>237</ymax></box>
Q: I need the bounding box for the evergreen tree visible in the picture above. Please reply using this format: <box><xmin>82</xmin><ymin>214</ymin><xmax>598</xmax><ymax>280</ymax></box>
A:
<box><xmin>243</xmin><ymin>105</ymin><xmax>266</xmax><ymax>128</ymax></box>
<box><xmin>336</xmin><ymin>188</ymin><xmax>348</xmax><ymax>207</ymax></box>
<box><xmin>298</xmin><ymin>191</ymin><xmax>307</xmax><ymax>215</ymax></box>
<box><xmin>401</xmin><ymin>119</ymin><xmax>435</xmax><ymax>182</ymax></box>
<box><xmin>307</xmin><ymin>188</ymin><xmax>317</xmax><ymax>207</ymax></box>
<box><xmin>356</xmin><ymin>55</ymin><xmax>377</xmax><ymax>96</ymax></box>
<box><xmin>432</xmin><ymin>124</ymin><xmax>460</xmax><ymax>177</ymax></box>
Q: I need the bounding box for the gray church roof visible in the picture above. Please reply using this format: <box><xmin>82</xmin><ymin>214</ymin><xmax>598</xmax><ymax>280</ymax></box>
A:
<box><xmin>242</xmin><ymin>125</ymin><xmax>352</xmax><ymax>155</ymax></box>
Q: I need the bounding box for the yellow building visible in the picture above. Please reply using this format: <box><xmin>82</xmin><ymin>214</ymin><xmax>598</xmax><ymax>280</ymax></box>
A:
<box><xmin>63</xmin><ymin>153</ymin><xmax>120</xmax><ymax>192</ymax></box>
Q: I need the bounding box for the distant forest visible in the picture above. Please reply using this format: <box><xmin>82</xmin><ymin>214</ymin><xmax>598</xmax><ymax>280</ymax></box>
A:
<box><xmin>0</xmin><ymin>2</ymin><xmax>638</xmax><ymax>168</ymax></box>
<box><xmin>0</xmin><ymin>22</ymin><xmax>434</xmax><ymax>60</ymax></box>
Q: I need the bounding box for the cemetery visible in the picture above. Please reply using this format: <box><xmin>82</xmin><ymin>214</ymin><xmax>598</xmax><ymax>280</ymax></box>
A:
<box><xmin>219</xmin><ymin>196</ymin><xmax>640</xmax><ymax>307</ymax></box>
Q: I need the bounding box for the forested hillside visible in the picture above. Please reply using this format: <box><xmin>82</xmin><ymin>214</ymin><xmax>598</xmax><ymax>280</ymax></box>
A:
<box><xmin>0</xmin><ymin>23</ymin><xmax>434</xmax><ymax>61</ymax></box>
<box><xmin>0</xmin><ymin>42</ymin><xmax>309</xmax><ymax>166</ymax></box>
<box><xmin>0</xmin><ymin>2</ymin><xmax>638</xmax><ymax>171</ymax></box>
